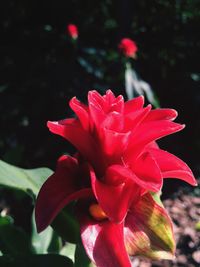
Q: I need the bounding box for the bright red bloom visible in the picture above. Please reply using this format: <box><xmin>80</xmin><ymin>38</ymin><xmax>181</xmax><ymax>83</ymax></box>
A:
<box><xmin>118</xmin><ymin>38</ymin><xmax>138</xmax><ymax>58</ymax></box>
<box><xmin>35</xmin><ymin>90</ymin><xmax>197</xmax><ymax>267</ymax></box>
<box><xmin>67</xmin><ymin>24</ymin><xmax>78</xmax><ymax>39</ymax></box>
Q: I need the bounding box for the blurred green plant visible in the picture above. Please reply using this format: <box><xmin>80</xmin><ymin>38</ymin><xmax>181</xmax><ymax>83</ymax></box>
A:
<box><xmin>0</xmin><ymin>160</ymin><xmax>92</xmax><ymax>266</ymax></box>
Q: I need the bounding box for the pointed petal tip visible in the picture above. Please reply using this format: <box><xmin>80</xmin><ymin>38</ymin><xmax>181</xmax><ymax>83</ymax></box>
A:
<box><xmin>88</xmin><ymin>89</ymin><xmax>98</xmax><ymax>96</ymax></box>
<box><xmin>69</xmin><ymin>96</ymin><xmax>78</xmax><ymax>106</ymax></box>
<box><xmin>162</xmin><ymin>108</ymin><xmax>178</xmax><ymax>120</ymax></box>
<box><xmin>106</xmin><ymin>89</ymin><xmax>114</xmax><ymax>95</ymax></box>
<box><xmin>131</xmin><ymin>94</ymin><xmax>144</xmax><ymax>104</ymax></box>
<box><xmin>146</xmin><ymin>103</ymin><xmax>152</xmax><ymax>110</ymax></box>
<box><xmin>193</xmin><ymin>179</ymin><xmax>198</xmax><ymax>186</ymax></box>
<box><xmin>172</xmin><ymin>123</ymin><xmax>185</xmax><ymax>133</ymax></box>
<box><xmin>47</xmin><ymin>120</ymin><xmax>60</xmax><ymax>134</ymax></box>
<box><xmin>137</xmin><ymin>94</ymin><xmax>144</xmax><ymax>103</ymax></box>
<box><xmin>47</xmin><ymin>120</ymin><xmax>56</xmax><ymax>128</ymax></box>
<box><xmin>181</xmin><ymin>123</ymin><xmax>186</xmax><ymax>129</ymax></box>
<box><xmin>171</xmin><ymin>109</ymin><xmax>178</xmax><ymax>118</ymax></box>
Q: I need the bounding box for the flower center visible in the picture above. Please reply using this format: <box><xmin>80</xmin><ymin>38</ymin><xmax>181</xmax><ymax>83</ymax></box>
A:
<box><xmin>89</xmin><ymin>203</ymin><xmax>108</xmax><ymax>221</ymax></box>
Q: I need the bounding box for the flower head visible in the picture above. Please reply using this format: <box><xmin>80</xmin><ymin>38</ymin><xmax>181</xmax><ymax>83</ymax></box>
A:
<box><xmin>67</xmin><ymin>24</ymin><xmax>78</xmax><ymax>39</ymax></box>
<box><xmin>118</xmin><ymin>38</ymin><xmax>138</xmax><ymax>58</ymax></box>
<box><xmin>35</xmin><ymin>90</ymin><xmax>197</xmax><ymax>267</ymax></box>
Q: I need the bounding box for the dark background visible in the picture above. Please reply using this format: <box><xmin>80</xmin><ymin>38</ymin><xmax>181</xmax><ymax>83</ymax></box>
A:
<box><xmin>0</xmin><ymin>0</ymin><xmax>200</xmax><ymax>196</ymax></box>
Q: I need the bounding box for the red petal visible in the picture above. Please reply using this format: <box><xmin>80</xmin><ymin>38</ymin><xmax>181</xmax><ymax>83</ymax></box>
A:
<box><xmin>101</xmin><ymin>111</ymin><xmax>124</xmax><ymax>132</ymax></box>
<box><xmin>88</xmin><ymin>90</ymin><xmax>106</xmax><ymax>110</ymax></box>
<box><xmin>103</xmin><ymin>89</ymin><xmax>116</xmax><ymax>102</ymax></box>
<box><xmin>100</xmin><ymin>128</ymin><xmax>131</xmax><ymax>158</ymax></box>
<box><xmin>127</xmin><ymin>121</ymin><xmax>184</xmax><ymax>157</ymax></box>
<box><xmin>144</xmin><ymin>109</ymin><xmax>178</xmax><ymax>122</ymax></box>
<box><xmin>80</xmin><ymin>216</ymin><xmax>131</xmax><ymax>267</ymax></box>
<box><xmin>35</xmin><ymin>155</ymin><xmax>92</xmax><ymax>232</ymax></box>
<box><xmin>131</xmin><ymin>151</ymin><xmax>162</xmax><ymax>192</ymax></box>
<box><xmin>69</xmin><ymin>97</ymin><xmax>90</xmax><ymax>130</ymax></box>
<box><xmin>124</xmin><ymin>95</ymin><xmax>144</xmax><ymax>114</ymax></box>
<box><xmin>124</xmin><ymin>105</ymin><xmax>151</xmax><ymax>132</ymax></box>
<box><xmin>148</xmin><ymin>148</ymin><xmax>197</xmax><ymax>186</ymax></box>
<box><xmin>88</xmin><ymin>91</ymin><xmax>106</xmax><ymax>128</ymax></box>
<box><xmin>124</xmin><ymin>193</ymin><xmax>175</xmax><ymax>260</ymax></box>
<box><xmin>88</xmin><ymin>90</ymin><xmax>124</xmax><ymax>128</ymax></box>
<box><xmin>145</xmin><ymin>141</ymin><xmax>159</xmax><ymax>149</ymax></box>
<box><xmin>104</xmin><ymin>91</ymin><xmax>124</xmax><ymax>113</ymax></box>
<box><xmin>107</xmin><ymin>163</ymin><xmax>161</xmax><ymax>192</ymax></box>
<box><xmin>133</xmin><ymin>120</ymin><xmax>184</xmax><ymax>146</ymax></box>
<box><xmin>47</xmin><ymin>119</ymin><xmax>103</xmax><ymax>172</ymax></box>
<box><xmin>90</xmin><ymin>167</ymin><xmax>140</xmax><ymax>223</ymax></box>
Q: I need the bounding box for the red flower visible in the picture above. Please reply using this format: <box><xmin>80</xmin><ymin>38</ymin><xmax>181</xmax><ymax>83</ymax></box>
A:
<box><xmin>67</xmin><ymin>24</ymin><xmax>78</xmax><ymax>39</ymax></box>
<box><xmin>35</xmin><ymin>90</ymin><xmax>197</xmax><ymax>267</ymax></box>
<box><xmin>118</xmin><ymin>38</ymin><xmax>138</xmax><ymax>58</ymax></box>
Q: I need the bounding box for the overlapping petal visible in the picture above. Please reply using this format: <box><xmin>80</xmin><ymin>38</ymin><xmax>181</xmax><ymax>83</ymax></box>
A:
<box><xmin>47</xmin><ymin>119</ymin><xmax>104</xmax><ymax>174</ymax></box>
<box><xmin>129</xmin><ymin>120</ymin><xmax>185</xmax><ymax>148</ymax></box>
<box><xmin>80</xmin><ymin>215</ymin><xmax>131</xmax><ymax>267</ymax></box>
<box><xmin>126</xmin><ymin>120</ymin><xmax>185</xmax><ymax>160</ymax></box>
<box><xmin>124</xmin><ymin>95</ymin><xmax>144</xmax><ymax>114</ymax></box>
<box><xmin>47</xmin><ymin>119</ymin><xmax>94</xmax><ymax>158</ymax></box>
<box><xmin>124</xmin><ymin>105</ymin><xmax>151</xmax><ymax>132</ymax></box>
<box><xmin>106</xmin><ymin>163</ymin><xmax>161</xmax><ymax>193</ymax></box>
<box><xmin>88</xmin><ymin>90</ymin><xmax>124</xmax><ymax>129</ymax></box>
<box><xmin>124</xmin><ymin>193</ymin><xmax>175</xmax><ymax>260</ymax></box>
<box><xmin>90</xmin><ymin>166</ymin><xmax>141</xmax><ymax>223</ymax></box>
<box><xmin>148</xmin><ymin>148</ymin><xmax>197</xmax><ymax>186</ymax></box>
<box><xmin>35</xmin><ymin>89</ymin><xmax>197</xmax><ymax>267</ymax></box>
<box><xmin>69</xmin><ymin>97</ymin><xmax>90</xmax><ymax>130</ymax></box>
<box><xmin>103</xmin><ymin>90</ymin><xmax>124</xmax><ymax>114</ymax></box>
<box><xmin>130</xmin><ymin>151</ymin><xmax>163</xmax><ymax>191</ymax></box>
<box><xmin>35</xmin><ymin>155</ymin><xmax>92</xmax><ymax>232</ymax></box>
<box><xmin>144</xmin><ymin>108</ymin><xmax>178</xmax><ymax>122</ymax></box>
<box><xmin>100</xmin><ymin>128</ymin><xmax>131</xmax><ymax>158</ymax></box>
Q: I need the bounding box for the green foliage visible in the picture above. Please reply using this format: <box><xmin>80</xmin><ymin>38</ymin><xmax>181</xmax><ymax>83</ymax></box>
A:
<box><xmin>60</xmin><ymin>243</ymin><xmax>76</xmax><ymax>262</ymax></box>
<box><xmin>52</xmin><ymin>205</ymin><xmax>80</xmax><ymax>244</ymax></box>
<box><xmin>31</xmin><ymin>213</ymin><xmax>62</xmax><ymax>254</ymax></box>
<box><xmin>0</xmin><ymin>254</ymin><xmax>73</xmax><ymax>267</ymax></box>
<box><xmin>74</xmin><ymin>243</ymin><xmax>95</xmax><ymax>267</ymax></box>
<box><xmin>0</xmin><ymin>215</ymin><xmax>35</xmax><ymax>256</ymax></box>
<box><xmin>0</xmin><ymin>160</ymin><xmax>86</xmax><ymax>265</ymax></box>
<box><xmin>0</xmin><ymin>160</ymin><xmax>53</xmax><ymax>197</ymax></box>
<box><xmin>0</xmin><ymin>210</ymin><xmax>76</xmax><ymax>266</ymax></box>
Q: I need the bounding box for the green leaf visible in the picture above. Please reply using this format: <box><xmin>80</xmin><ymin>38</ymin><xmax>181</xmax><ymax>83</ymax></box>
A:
<box><xmin>0</xmin><ymin>160</ymin><xmax>53</xmax><ymax>197</ymax></box>
<box><xmin>47</xmin><ymin>231</ymin><xmax>62</xmax><ymax>254</ymax></box>
<box><xmin>0</xmin><ymin>254</ymin><xmax>73</xmax><ymax>267</ymax></box>
<box><xmin>60</xmin><ymin>242</ymin><xmax>76</xmax><ymax>262</ymax></box>
<box><xmin>75</xmin><ymin>242</ymin><xmax>95</xmax><ymax>267</ymax></box>
<box><xmin>52</xmin><ymin>204</ymin><xmax>79</xmax><ymax>243</ymax></box>
<box><xmin>31</xmin><ymin>212</ymin><xmax>61</xmax><ymax>254</ymax></box>
<box><xmin>0</xmin><ymin>215</ymin><xmax>35</xmax><ymax>256</ymax></box>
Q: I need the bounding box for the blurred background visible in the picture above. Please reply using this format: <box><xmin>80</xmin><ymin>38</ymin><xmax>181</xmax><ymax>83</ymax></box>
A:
<box><xmin>0</xmin><ymin>0</ymin><xmax>200</xmax><ymax>265</ymax></box>
<box><xmin>0</xmin><ymin>0</ymin><xmax>199</xmax><ymax>172</ymax></box>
